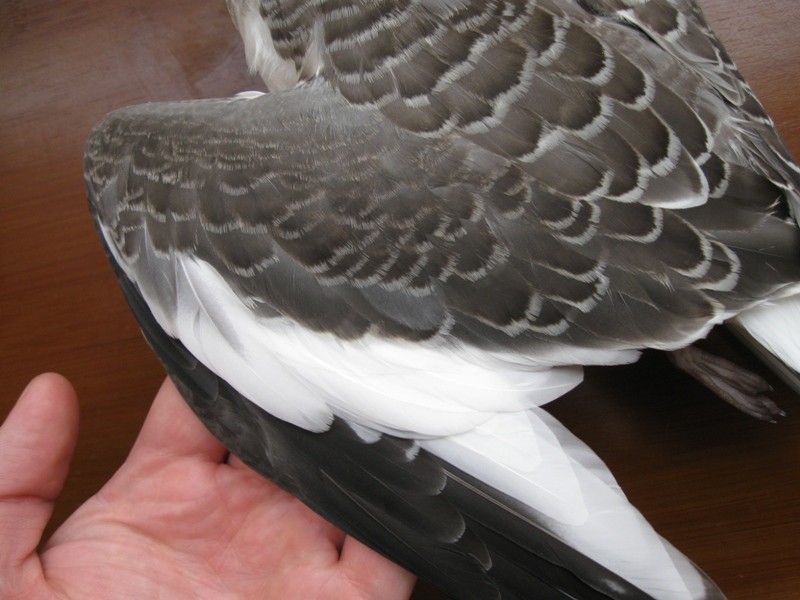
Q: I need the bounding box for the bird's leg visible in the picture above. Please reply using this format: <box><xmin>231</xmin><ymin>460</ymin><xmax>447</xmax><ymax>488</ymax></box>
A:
<box><xmin>668</xmin><ymin>345</ymin><xmax>784</xmax><ymax>421</ymax></box>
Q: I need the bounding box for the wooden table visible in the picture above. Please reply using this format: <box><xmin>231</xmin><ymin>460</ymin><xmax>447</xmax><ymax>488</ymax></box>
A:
<box><xmin>2</xmin><ymin>2</ymin><xmax>798</xmax><ymax>598</ymax></box>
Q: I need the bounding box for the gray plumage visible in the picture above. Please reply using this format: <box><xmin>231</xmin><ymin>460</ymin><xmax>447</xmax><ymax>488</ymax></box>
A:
<box><xmin>87</xmin><ymin>0</ymin><xmax>800</xmax><ymax>356</ymax></box>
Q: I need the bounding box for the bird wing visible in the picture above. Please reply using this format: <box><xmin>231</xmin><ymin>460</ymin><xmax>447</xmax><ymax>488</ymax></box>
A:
<box><xmin>245</xmin><ymin>0</ymin><xmax>799</xmax><ymax>208</ymax></box>
<box><xmin>86</xmin><ymin>81</ymin><xmax>800</xmax><ymax>368</ymax></box>
<box><xmin>86</xmin><ymin>83</ymin><xmax>733</xmax><ymax>598</ymax></box>
<box><xmin>232</xmin><ymin>0</ymin><xmax>800</xmax><ymax>386</ymax></box>
<box><xmin>86</xmin><ymin>2</ymin><xmax>800</xmax><ymax>598</ymax></box>
<box><xmin>103</xmin><ymin>232</ymin><xmax>723</xmax><ymax>600</ymax></box>
<box><xmin>577</xmin><ymin>0</ymin><xmax>752</xmax><ymax>104</ymax></box>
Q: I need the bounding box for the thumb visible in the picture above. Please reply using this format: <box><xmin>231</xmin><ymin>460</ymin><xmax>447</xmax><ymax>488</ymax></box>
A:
<box><xmin>0</xmin><ymin>373</ymin><xmax>79</xmax><ymax>579</ymax></box>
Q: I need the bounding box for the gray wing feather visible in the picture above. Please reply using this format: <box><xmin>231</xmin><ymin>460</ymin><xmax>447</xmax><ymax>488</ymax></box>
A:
<box><xmin>250</xmin><ymin>1</ymin><xmax>799</xmax><ymax>208</ymax></box>
<box><xmin>86</xmin><ymin>76</ymin><xmax>800</xmax><ymax>360</ymax></box>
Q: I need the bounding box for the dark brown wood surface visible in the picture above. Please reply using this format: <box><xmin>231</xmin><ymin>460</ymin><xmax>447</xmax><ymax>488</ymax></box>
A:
<box><xmin>1</xmin><ymin>2</ymin><xmax>798</xmax><ymax>599</ymax></box>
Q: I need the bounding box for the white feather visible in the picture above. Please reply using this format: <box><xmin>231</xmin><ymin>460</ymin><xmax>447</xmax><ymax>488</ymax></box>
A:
<box><xmin>733</xmin><ymin>293</ymin><xmax>800</xmax><ymax>373</ymax></box>
<box><xmin>182</xmin><ymin>257</ymin><xmax>583</xmax><ymax>435</ymax></box>
<box><xmin>233</xmin><ymin>90</ymin><xmax>266</xmax><ymax>100</ymax></box>
<box><xmin>227</xmin><ymin>0</ymin><xmax>300</xmax><ymax>91</ymax></box>
<box><xmin>112</xmin><ymin>244</ymin><xmax>585</xmax><ymax>435</ymax></box>
<box><xmin>424</xmin><ymin>410</ymin><xmax>708</xmax><ymax>599</ymax></box>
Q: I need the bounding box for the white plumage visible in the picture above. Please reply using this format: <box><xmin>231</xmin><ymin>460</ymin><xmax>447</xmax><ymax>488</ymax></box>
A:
<box><xmin>734</xmin><ymin>295</ymin><xmax>800</xmax><ymax>374</ymax></box>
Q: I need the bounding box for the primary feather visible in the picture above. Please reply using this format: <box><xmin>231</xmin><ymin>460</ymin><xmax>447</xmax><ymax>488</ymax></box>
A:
<box><xmin>86</xmin><ymin>1</ymin><xmax>800</xmax><ymax>598</ymax></box>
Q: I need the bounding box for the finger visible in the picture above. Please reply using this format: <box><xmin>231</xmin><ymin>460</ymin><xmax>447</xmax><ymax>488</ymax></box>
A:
<box><xmin>225</xmin><ymin>452</ymin><xmax>248</xmax><ymax>470</ymax></box>
<box><xmin>339</xmin><ymin>536</ymin><xmax>417</xmax><ymax>600</ymax></box>
<box><xmin>0</xmin><ymin>373</ymin><xmax>79</xmax><ymax>569</ymax></box>
<box><xmin>129</xmin><ymin>377</ymin><xmax>227</xmax><ymax>463</ymax></box>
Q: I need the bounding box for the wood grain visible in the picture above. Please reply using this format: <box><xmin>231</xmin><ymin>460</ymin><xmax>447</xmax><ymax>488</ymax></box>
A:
<box><xmin>1</xmin><ymin>2</ymin><xmax>798</xmax><ymax>599</ymax></box>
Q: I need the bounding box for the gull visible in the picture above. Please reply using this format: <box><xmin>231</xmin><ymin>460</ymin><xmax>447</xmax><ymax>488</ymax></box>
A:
<box><xmin>85</xmin><ymin>1</ymin><xmax>800</xmax><ymax>598</ymax></box>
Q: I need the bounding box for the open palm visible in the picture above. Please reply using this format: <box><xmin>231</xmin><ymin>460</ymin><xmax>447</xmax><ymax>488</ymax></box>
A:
<box><xmin>0</xmin><ymin>374</ymin><xmax>416</xmax><ymax>600</ymax></box>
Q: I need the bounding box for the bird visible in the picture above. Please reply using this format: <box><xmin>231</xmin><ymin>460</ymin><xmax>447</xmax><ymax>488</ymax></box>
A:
<box><xmin>84</xmin><ymin>1</ymin><xmax>800</xmax><ymax>599</ymax></box>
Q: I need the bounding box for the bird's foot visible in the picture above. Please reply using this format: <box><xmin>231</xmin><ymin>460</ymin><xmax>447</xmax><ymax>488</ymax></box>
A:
<box><xmin>669</xmin><ymin>346</ymin><xmax>785</xmax><ymax>421</ymax></box>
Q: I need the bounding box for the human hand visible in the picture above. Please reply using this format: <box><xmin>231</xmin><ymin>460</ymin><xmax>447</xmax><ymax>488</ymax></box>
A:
<box><xmin>0</xmin><ymin>373</ymin><xmax>416</xmax><ymax>600</ymax></box>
